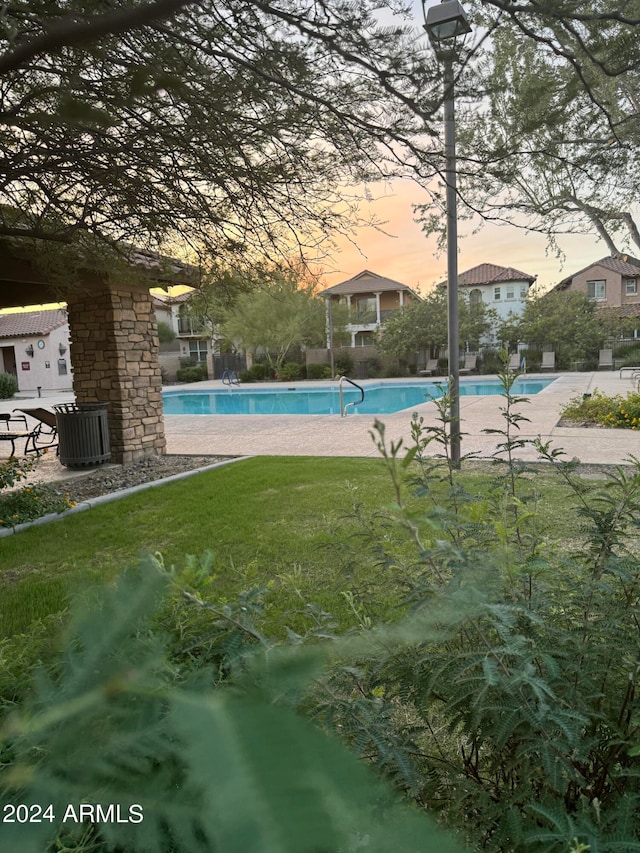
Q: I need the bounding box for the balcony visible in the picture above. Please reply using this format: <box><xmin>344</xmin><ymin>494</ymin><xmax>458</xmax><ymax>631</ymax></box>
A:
<box><xmin>177</xmin><ymin>318</ymin><xmax>207</xmax><ymax>336</ymax></box>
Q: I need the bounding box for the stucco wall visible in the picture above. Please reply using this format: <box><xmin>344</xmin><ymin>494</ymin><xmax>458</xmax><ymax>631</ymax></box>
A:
<box><xmin>1</xmin><ymin>325</ymin><xmax>73</xmax><ymax>393</ymax></box>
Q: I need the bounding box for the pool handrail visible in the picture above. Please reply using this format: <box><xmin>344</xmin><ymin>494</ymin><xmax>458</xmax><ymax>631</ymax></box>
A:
<box><xmin>222</xmin><ymin>369</ymin><xmax>240</xmax><ymax>386</ymax></box>
<box><xmin>338</xmin><ymin>375</ymin><xmax>365</xmax><ymax>417</ymax></box>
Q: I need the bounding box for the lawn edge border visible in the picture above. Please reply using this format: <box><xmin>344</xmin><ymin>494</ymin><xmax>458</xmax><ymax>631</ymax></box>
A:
<box><xmin>0</xmin><ymin>456</ymin><xmax>253</xmax><ymax>538</ymax></box>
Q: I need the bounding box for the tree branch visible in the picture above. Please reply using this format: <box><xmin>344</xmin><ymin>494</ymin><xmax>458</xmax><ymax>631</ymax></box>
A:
<box><xmin>0</xmin><ymin>0</ymin><xmax>199</xmax><ymax>75</ymax></box>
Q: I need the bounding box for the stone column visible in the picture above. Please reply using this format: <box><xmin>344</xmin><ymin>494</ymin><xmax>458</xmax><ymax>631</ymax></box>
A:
<box><xmin>66</xmin><ymin>284</ymin><xmax>166</xmax><ymax>463</ymax></box>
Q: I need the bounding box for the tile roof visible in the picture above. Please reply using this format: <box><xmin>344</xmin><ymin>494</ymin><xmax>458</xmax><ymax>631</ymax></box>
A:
<box><xmin>436</xmin><ymin>263</ymin><xmax>536</xmax><ymax>288</ymax></box>
<box><xmin>318</xmin><ymin>269</ymin><xmax>419</xmax><ymax>298</ymax></box>
<box><xmin>555</xmin><ymin>255</ymin><xmax>640</xmax><ymax>289</ymax></box>
<box><xmin>152</xmin><ymin>291</ymin><xmax>193</xmax><ymax>307</ymax></box>
<box><xmin>597</xmin><ymin>304</ymin><xmax>640</xmax><ymax>319</ymax></box>
<box><xmin>0</xmin><ymin>308</ymin><xmax>68</xmax><ymax>339</ymax></box>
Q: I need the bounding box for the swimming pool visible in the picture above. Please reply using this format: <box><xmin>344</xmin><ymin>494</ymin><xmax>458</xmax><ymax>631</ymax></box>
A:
<box><xmin>163</xmin><ymin>378</ymin><xmax>556</xmax><ymax>416</ymax></box>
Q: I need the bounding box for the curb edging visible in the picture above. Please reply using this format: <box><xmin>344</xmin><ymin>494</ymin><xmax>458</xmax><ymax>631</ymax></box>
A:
<box><xmin>0</xmin><ymin>456</ymin><xmax>251</xmax><ymax>538</ymax></box>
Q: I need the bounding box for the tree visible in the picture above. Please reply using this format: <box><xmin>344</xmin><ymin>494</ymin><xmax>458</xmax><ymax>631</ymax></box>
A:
<box><xmin>518</xmin><ymin>290</ymin><xmax>602</xmax><ymax>368</ymax></box>
<box><xmin>417</xmin><ymin>1</ymin><xmax>640</xmax><ymax>256</ymax></box>
<box><xmin>222</xmin><ymin>266</ymin><xmax>326</xmax><ymax>370</ymax></box>
<box><xmin>0</xmin><ymin>0</ymin><xmax>442</xmax><ymax>268</ymax></box>
<box><xmin>376</xmin><ymin>288</ymin><xmax>496</xmax><ymax>358</ymax></box>
<box><xmin>2</xmin><ymin>0</ymin><xmax>639</xmax><ymax>274</ymax></box>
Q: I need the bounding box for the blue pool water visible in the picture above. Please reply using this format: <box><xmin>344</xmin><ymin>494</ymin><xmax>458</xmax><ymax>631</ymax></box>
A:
<box><xmin>163</xmin><ymin>378</ymin><xmax>556</xmax><ymax>416</ymax></box>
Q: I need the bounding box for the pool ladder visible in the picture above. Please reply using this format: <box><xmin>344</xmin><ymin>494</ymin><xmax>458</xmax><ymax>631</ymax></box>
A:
<box><xmin>339</xmin><ymin>375</ymin><xmax>365</xmax><ymax>417</ymax></box>
<box><xmin>221</xmin><ymin>370</ymin><xmax>240</xmax><ymax>386</ymax></box>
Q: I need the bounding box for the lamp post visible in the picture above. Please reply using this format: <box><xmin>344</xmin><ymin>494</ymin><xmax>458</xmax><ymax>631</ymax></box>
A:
<box><xmin>423</xmin><ymin>0</ymin><xmax>470</xmax><ymax>468</ymax></box>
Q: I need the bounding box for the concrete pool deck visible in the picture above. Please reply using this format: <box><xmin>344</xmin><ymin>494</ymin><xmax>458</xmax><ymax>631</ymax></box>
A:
<box><xmin>160</xmin><ymin>372</ymin><xmax>639</xmax><ymax>463</ymax></box>
<box><xmin>1</xmin><ymin>372</ymin><xmax>638</xmax><ymax>481</ymax></box>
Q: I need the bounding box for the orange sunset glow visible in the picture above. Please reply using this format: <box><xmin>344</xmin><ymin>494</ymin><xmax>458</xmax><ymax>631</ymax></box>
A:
<box><xmin>315</xmin><ymin>179</ymin><xmax>615</xmax><ymax>296</ymax></box>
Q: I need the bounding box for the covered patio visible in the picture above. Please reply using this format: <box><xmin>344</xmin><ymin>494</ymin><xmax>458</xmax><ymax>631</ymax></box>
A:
<box><xmin>0</xmin><ymin>240</ymin><xmax>187</xmax><ymax>463</ymax></box>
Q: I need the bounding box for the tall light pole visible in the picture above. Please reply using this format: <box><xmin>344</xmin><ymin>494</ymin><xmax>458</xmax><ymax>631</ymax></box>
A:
<box><xmin>423</xmin><ymin>0</ymin><xmax>470</xmax><ymax>468</ymax></box>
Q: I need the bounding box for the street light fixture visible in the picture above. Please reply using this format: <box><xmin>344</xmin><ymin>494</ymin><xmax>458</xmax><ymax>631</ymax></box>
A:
<box><xmin>422</xmin><ymin>0</ymin><xmax>470</xmax><ymax>468</ymax></box>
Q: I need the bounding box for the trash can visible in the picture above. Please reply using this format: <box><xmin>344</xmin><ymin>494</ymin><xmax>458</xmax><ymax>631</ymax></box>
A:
<box><xmin>54</xmin><ymin>403</ymin><xmax>111</xmax><ymax>468</ymax></box>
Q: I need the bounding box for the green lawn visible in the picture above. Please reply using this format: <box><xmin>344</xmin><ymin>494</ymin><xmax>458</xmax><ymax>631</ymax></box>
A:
<box><xmin>0</xmin><ymin>455</ymin><xmax>582</xmax><ymax>639</ymax></box>
<box><xmin>0</xmin><ymin>457</ymin><xmax>399</xmax><ymax>637</ymax></box>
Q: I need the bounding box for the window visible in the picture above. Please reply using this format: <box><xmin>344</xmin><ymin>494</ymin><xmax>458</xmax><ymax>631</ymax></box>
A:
<box><xmin>354</xmin><ymin>331</ymin><xmax>373</xmax><ymax>347</ymax></box>
<box><xmin>506</xmin><ymin>285</ymin><xmax>515</xmax><ymax>300</ymax></box>
<box><xmin>624</xmin><ymin>278</ymin><xmax>638</xmax><ymax>295</ymax></box>
<box><xmin>354</xmin><ymin>297</ymin><xmax>376</xmax><ymax>323</ymax></box>
<box><xmin>57</xmin><ymin>359</ymin><xmax>68</xmax><ymax>375</ymax></box>
<box><xmin>587</xmin><ymin>280</ymin><xmax>606</xmax><ymax>300</ymax></box>
<box><xmin>494</xmin><ymin>287</ymin><xmax>501</xmax><ymax>301</ymax></box>
<box><xmin>520</xmin><ymin>285</ymin><xmax>529</xmax><ymax>299</ymax></box>
<box><xmin>189</xmin><ymin>340</ymin><xmax>208</xmax><ymax>363</ymax></box>
<box><xmin>469</xmin><ymin>289</ymin><xmax>483</xmax><ymax>306</ymax></box>
<box><xmin>178</xmin><ymin>306</ymin><xmax>205</xmax><ymax>335</ymax></box>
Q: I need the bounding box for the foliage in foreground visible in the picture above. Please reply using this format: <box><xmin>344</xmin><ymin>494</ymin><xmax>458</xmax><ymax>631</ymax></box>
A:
<box><xmin>560</xmin><ymin>388</ymin><xmax>640</xmax><ymax>430</ymax></box>
<box><xmin>0</xmin><ymin>563</ymin><xmax>462</xmax><ymax>853</ymax></box>
<box><xmin>2</xmin><ymin>369</ymin><xmax>640</xmax><ymax>852</ymax></box>
<box><xmin>318</xmin><ymin>372</ymin><xmax>640</xmax><ymax>851</ymax></box>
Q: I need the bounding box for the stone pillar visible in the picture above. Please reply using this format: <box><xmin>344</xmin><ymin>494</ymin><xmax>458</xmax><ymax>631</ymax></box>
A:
<box><xmin>66</xmin><ymin>284</ymin><xmax>166</xmax><ymax>463</ymax></box>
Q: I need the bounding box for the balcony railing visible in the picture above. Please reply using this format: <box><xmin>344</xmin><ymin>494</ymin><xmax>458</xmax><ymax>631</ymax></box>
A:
<box><xmin>353</xmin><ymin>309</ymin><xmax>377</xmax><ymax>324</ymax></box>
<box><xmin>177</xmin><ymin>318</ymin><xmax>206</xmax><ymax>336</ymax></box>
<box><xmin>347</xmin><ymin>309</ymin><xmax>397</xmax><ymax>327</ymax></box>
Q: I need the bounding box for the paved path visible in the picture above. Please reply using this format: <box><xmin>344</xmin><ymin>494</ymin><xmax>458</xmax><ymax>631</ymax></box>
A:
<box><xmin>1</xmin><ymin>373</ymin><xmax>638</xmax><ymax>486</ymax></box>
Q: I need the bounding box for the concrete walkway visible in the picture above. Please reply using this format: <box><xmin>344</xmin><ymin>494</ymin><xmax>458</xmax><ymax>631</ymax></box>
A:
<box><xmin>1</xmin><ymin>372</ymin><xmax>638</xmax><ymax>485</ymax></box>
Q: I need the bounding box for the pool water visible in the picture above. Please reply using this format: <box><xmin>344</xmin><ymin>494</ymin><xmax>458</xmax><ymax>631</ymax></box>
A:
<box><xmin>163</xmin><ymin>378</ymin><xmax>556</xmax><ymax>416</ymax></box>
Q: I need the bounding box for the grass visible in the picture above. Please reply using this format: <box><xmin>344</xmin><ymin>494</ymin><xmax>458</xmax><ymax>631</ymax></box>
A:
<box><xmin>0</xmin><ymin>455</ymin><xmax>591</xmax><ymax>640</ymax></box>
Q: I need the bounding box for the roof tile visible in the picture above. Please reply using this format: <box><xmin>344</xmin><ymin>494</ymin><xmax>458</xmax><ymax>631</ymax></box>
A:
<box><xmin>0</xmin><ymin>308</ymin><xmax>68</xmax><ymax>339</ymax></box>
<box><xmin>318</xmin><ymin>269</ymin><xmax>419</xmax><ymax>297</ymax></box>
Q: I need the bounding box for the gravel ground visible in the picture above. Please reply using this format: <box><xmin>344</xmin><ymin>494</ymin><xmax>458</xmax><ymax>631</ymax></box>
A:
<box><xmin>53</xmin><ymin>453</ymin><xmax>630</xmax><ymax>504</ymax></box>
<box><xmin>47</xmin><ymin>455</ymin><xmax>235</xmax><ymax>502</ymax></box>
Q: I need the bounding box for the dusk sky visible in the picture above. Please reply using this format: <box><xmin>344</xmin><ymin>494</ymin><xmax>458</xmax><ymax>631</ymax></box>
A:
<box><xmin>315</xmin><ymin>177</ymin><xmax>612</xmax><ymax>297</ymax></box>
<box><xmin>309</xmin><ymin>0</ymin><xmax>618</xmax><ymax>298</ymax></box>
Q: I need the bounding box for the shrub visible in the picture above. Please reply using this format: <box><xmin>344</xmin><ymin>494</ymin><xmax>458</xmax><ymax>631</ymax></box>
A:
<box><xmin>602</xmin><ymin>391</ymin><xmax>640</xmax><ymax>429</ymax></box>
<box><xmin>328</xmin><ymin>373</ymin><xmax>640</xmax><ymax>851</ymax></box>
<box><xmin>364</xmin><ymin>357</ymin><xmax>382</xmax><ymax>378</ymax></box>
<box><xmin>307</xmin><ymin>362</ymin><xmax>330</xmax><ymax>380</ymax></box>
<box><xmin>0</xmin><ymin>455</ymin><xmax>37</xmax><ymax>491</ymax></box>
<box><xmin>560</xmin><ymin>388</ymin><xmax>640</xmax><ymax>429</ymax></box>
<box><xmin>382</xmin><ymin>363</ymin><xmax>409</xmax><ymax>378</ymax></box>
<box><xmin>0</xmin><ymin>454</ymin><xmax>77</xmax><ymax>528</ymax></box>
<box><xmin>334</xmin><ymin>350</ymin><xmax>354</xmax><ymax>376</ymax></box>
<box><xmin>277</xmin><ymin>362</ymin><xmax>302</xmax><ymax>381</ymax></box>
<box><xmin>0</xmin><ymin>482</ymin><xmax>77</xmax><ymax>528</ymax></box>
<box><xmin>176</xmin><ymin>364</ymin><xmax>207</xmax><ymax>383</ymax></box>
<box><xmin>0</xmin><ymin>372</ymin><xmax>18</xmax><ymax>399</ymax></box>
<box><xmin>240</xmin><ymin>364</ymin><xmax>270</xmax><ymax>382</ymax></box>
<box><xmin>0</xmin><ymin>562</ymin><xmax>463</xmax><ymax>853</ymax></box>
<box><xmin>613</xmin><ymin>343</ymin><xmax>640</xmax><ymax>362</ymax></box>
<box><xmin>478</xmin><ymin>348</ymin><xmax>502</xmax><ymax>374</ymax></box>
